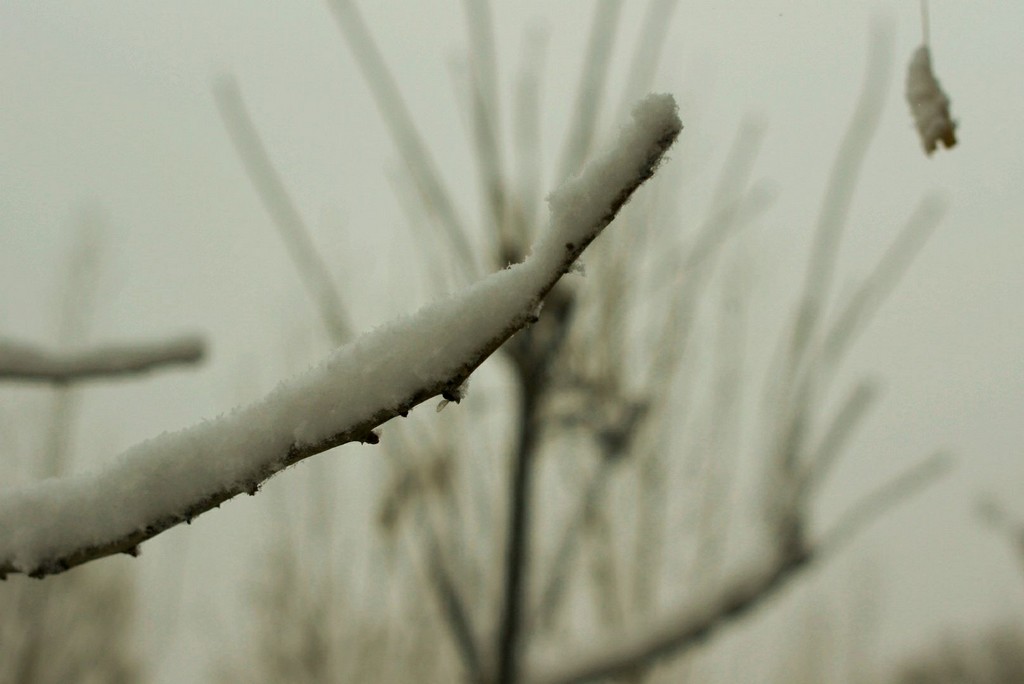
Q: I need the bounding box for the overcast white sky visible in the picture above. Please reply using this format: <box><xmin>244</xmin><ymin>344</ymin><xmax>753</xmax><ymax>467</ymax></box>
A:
<box><xmin>2</xmin><ymin>1</ymin><xmax>1023</xmax><ymax>680</ymax></box>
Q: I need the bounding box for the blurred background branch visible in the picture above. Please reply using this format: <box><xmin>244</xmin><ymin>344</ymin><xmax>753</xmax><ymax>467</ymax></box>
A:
<box><xmin>0</xmin><ymin>335</ymin><xmax>205</xmax><ymax>384</ymax></box>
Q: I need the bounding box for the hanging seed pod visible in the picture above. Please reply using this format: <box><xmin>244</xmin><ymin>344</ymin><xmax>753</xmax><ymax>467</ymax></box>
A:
<box><xmin>906</xmin><ymin>45</ymin><xmax>957</xmax><ymax>155</ymax></box>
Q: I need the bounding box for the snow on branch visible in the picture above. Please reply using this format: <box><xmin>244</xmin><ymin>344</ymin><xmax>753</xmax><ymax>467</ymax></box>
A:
<box><xmin>0</xmin><ymin>335</ymin><xmax>205</xmax><ymax>384</ymax></box>
<box><xmin>0</xmin><ymin>94</ymin><xmax>682</xmax><ymax>579</ymax></box>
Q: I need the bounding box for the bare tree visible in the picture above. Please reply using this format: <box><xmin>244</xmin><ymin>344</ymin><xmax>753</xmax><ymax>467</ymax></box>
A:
<box><xmin>0</xmin><ymin>4</ymin><xmax>964</xmax><ymax>682</ymax></box>
<box><xmin>218</xmin><ymin>3</ymin><xmax>949</xmax><ymax>684</ymax></box>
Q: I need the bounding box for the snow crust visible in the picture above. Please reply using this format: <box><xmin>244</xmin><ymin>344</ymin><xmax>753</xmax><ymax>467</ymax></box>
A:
<box><xmin>536</xmin><ymin>93</ymin><xmax>678</xmax><ymax>268</ymax></box>
<box><xmin>0</xmin><ymin>94</ymin><xmax>680</xmax><ymax>574</ymax></box>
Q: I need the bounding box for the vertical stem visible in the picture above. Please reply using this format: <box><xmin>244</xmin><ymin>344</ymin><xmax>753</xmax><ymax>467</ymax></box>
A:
<box><xmin>495</xmin><ymin>369</ymin><xmax>542</xmax><ymax>684</ymax></box>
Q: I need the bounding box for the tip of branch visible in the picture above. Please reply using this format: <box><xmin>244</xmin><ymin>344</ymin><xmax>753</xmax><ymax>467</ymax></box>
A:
<box><xmin>544</xmin><ymin>93</ymin><xmax>682</xmax><ymax>254</ymax></box>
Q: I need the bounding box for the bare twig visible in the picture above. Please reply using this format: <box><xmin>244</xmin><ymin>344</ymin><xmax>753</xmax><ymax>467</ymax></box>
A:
<box><xmin>426</xmin><ymin>539</ymin><xmax>486</xmax><ymax>683</ymax></box>
<box><xmin>527</xmin><ymin>453</ymin><xmax>951</xmax><ymax>684</ymax></box>
<box><xmin>787</xmin><ymin>24</ymin><xmax>893</xmax><ymax>374</ymax></box>
<box><xmin>817</xmin><ymin>452</ymin><xmax>952</xmax><ymax>555</ymax></box>
<box><xmin>42</xmin><ymin>212</ymin><xmax>105</xmax><ymax>476</ymax></box>
<box><xmin>798</xmin><ymin>379</ymin><xmax>879</xmax><ymax>496</ymax></box>
<box><xmin>460</xmin><ymin>0</ymin><xmax>509</xmax><ymax>262</ymax></box>
<box><xmin>383</xmin><ymin>446</ymin><xmax>485</xmax><ymax>683</ymax></box>
<box><xmin>533</xmin><ymin>450</ymin><xmax>615</xmax><ymax>631</ymax></box>
<box><xmin>0</xmin><ymin>335</ymin><xmax>205</xmax><ymax>384</ymax></box>
<box><xmin>557</xmin><ymin>0</ymin><xmax>624</xmax><ymax>181</ymax></box>
<box><xmin>688</xmin><ymin>252</ymin><xmax>752</xmax><ymax>589</ymax></box>
<box><xmin>325</xmin><ymin>0</ymin><xmax>478</xmax><ymax>277</ymax></box>
<box><xmin>818</xmin><ymin>194</ymin><xmax>945</xmax><ymax>376</ymax></box>
<box><xmin>614</xmin><ymin>0</ymin><xmax>682</xmax><ymax>124</ymax></box>
<box><xmin>761</xmin><ymin>26</ymin><xmax>895</xmax><ymax>548</ymax></box>
<box><xmin>214</xmin><ymin>76</ymin><xmax>355</xmax><ymax>343</ymax></box>
<box><xmin>785</xmin><ymin>192</ymin><xmax>943</xmax><ymax>507</ymax></box>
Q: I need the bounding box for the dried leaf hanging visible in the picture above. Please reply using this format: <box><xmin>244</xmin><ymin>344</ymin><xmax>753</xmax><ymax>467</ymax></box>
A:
<box><xmin>906</xmin><ymin>45</ymin><xmax>957</xmax><ymax>155</ymax></box>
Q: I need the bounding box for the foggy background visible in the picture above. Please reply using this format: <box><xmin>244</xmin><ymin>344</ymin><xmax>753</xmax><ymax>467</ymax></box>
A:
<box><xmin>2</xmin><ymin>1</ymin><xmax>1023</xmax><ymax>681</ymax></box>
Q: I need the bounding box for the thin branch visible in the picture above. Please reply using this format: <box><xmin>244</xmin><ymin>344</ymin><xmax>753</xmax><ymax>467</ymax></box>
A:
<box><xmin>778</xmin><ymin>195</ymin><xmax>942</xmax><ymax>502</ymax></box>
<box><xmin>214</xmin><ymin>76</ymin><xmax>355</xmax><ymax>343</ymax></box>
<box><xmin>460</xmin><ymin>0</ymin><xmax>509</xmax><ymax>263</ymax></box>
<box><xmin>787</xmin><ymin>24</ymin><xmax>893</xmax><ymax>374</ymax></box>
<box><xmin>527</xmin><ymin>453</ymin><xmax>950</xmax><ymax>684</ymax></box>
<box><xmin>530</xmin><ymin>552</ymin><xmax>805</xmax><ymax>684</ymax></box>
<box><xmin>614</xmin><ymin>0</ymin><xmax>682</xmax><ymax>124</ymax></box>
<box><xmin>761</xmin><ymin>27</ymin><xmax>894</xmax><ymax>530</ymax></box>
<box><xmin>510</xmin><ymin>28</ymin><xmax>548</xmax><ymax>256</ymax></box>
<box><xmin>0</xmin><ymin>94</ymin><xmax>682</xmax><ymax>579</ymax></box>
<box><xmin>817</xmin><ymin>452</ymin><xmax>952</xmax><ymax>556</ymax></box>
<box><xmin>325</xmin><ymin>0</ymin><xmax>478</xmax><ymax>277</ymax></box>
<box><xmin>426</xmin><ymin>536</ymin><xmax>486</xmax><ymax>682</ymax></box>
<box><xmin>557</xmin><ymin>0</ymin><xmax>624</xmax><ymax>181</ymax></box>
<box><xmin>0</xmin><ymin>336</ymin><xmax>205</xmax><ymax>385</ymax></box>
<box><xmin>495</xmin><ymin>366</ymin><xmax>544</xmax><ymax>684</ymax></box>
<box><xmin>798</xmin><ymin>379</ymin><xmax>879</xmax><ymax>496</ymax></box>
<box><xmin>533</xmin><ymin>462</ymin><xmax>613</xmax><ymax>631</ymax></box>
<box><xmin>818</xmin><ymin>194</ymin><xmax>945</xmax><ymax>376</ymax></box>
<box><xmin>462</xmin><ymin>0</ymin><xmax>501</xmax><ymax>120</ymax></box>
<box><xmin>687</xmin><ymin>253</ymin><xmax>752</xmax><ymax>588</ymax></box>
<box><xmin>533</xmin><ymin>391</ymin><xmax>649</xmax><ymax>629</ymax></box>
<box><xmin>377</xmin><ymin>436</ymin><xmax>485</xmax><ymax>680</ymax></box>
<box><xmin>465</xmin><ymin>73</ymin><xmax>509</xmax><ymax>263</ymax></box>
<box><xmin>42</xmin><ymin>210</ymin><xmax>105</xmax><ymax>476</ymax></box>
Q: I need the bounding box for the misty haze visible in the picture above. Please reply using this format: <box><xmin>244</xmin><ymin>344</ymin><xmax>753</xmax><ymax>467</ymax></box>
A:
<box><xmin>2</xmin><ymin>2</ymin><xmax>1023</xmax><ymax>683</ymax></box>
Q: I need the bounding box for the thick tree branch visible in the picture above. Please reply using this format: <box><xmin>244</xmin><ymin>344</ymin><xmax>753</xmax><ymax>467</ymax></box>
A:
<box><xmin>0</xmin><ymin>94</ymin><xmax>681</xmax><ymax>579</ymax></box>
<box><xmin>0</xmin><ymin>336</ymin><xmax>205</xmax><ymax>384</ymax></box>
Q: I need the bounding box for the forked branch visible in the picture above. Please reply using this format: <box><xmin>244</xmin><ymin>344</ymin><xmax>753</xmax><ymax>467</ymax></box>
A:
<box><xmin>526</xmin><ymin>453</ymin><xmax>951</xmax><ymax>684</ymax></box>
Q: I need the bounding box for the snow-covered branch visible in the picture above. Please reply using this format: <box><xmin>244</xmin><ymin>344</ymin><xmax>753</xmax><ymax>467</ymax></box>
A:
<box><xmin>0</xmin><ymin>94</ymin><xmax>682</xmax><ymax>579</ymax></box>
<box><xmin>0</xmin><ymin>335</ymin><xmax>205</xmax><ymax>384</ymax></box>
